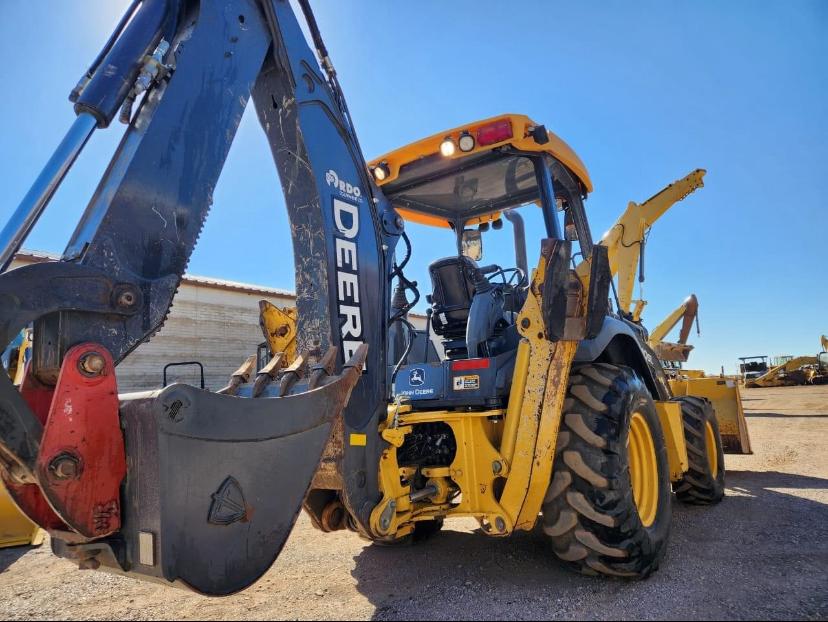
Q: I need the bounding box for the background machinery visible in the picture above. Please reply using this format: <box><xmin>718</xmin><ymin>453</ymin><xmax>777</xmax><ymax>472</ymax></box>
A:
<box><xmin>648</xmin><ymin>294</ymin><xmax>700</xmax><ymax>370</ymax></box>
<box><xmin>746</xmin><ymin>355</ymin><xmax>818</xmax><ymax>387</ymax></box>
<box><xmin>745</xmin><ymin>336</ymin><xmax>828</xmax><ymax>387</ymax></box>
<box><xmin>739</xmin><ymin>356</ymin><xmax>770</xmax><ymax>383</ymax></box>
<box><xmin>0</xmin><ymin>0</ymin><xmax>726</xmax><ymax>595</ymax></box>
<box><xmin>814</xmin><ymin>336</ymin><xmax>828</xmax><ymax>384</ymax></box>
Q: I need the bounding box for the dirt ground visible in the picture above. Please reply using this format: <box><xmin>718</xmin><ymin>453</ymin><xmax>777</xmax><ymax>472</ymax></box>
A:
<box><xmin>1</xmin><ymin>385</ymin><xmax>827</xmax><ymax>621</ymax></box>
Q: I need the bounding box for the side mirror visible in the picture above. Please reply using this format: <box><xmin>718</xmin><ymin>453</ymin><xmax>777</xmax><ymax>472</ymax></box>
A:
<box><xmin>461</xmin><ymin>229</ymin><xmax>483</xmax><ymax>261</ymax></box>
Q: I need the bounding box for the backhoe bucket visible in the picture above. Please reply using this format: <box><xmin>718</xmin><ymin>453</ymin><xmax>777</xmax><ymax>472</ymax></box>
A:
<box><xmin>49</xmin><ymin>346</ymin><xmax>367</xmax><ymax>596</ymax></box>
<box><xmin>669</xmin><ymin>376</ymin><xmax>752</xmax><ymax>454</ymax></box>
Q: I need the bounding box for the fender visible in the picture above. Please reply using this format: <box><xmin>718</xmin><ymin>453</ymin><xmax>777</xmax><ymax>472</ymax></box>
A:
<box><xmin>575</xmin><ymin>315</ymin><xmax>672</xmax><ymax>400</ymax></box>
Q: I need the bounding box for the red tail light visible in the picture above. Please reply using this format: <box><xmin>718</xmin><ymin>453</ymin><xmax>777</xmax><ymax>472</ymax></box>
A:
<box><xmin>476</xmin><ymin>120</ymin><xmax>513</xmax><ymax>146</ymax></box>
<box><xmin>451</xmin><ymin>358</ymin><xmax>491</xmax><ymax>371</ymax></box>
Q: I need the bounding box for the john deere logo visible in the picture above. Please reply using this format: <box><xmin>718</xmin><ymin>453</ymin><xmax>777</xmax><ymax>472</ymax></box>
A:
<box><xmin>208</xmin><ymin>476</ymin><xmax>247</xmax><ymax>526</ymax></box>
<box><xmin>409</xmin><ymin>368</ymin><xmax>425</xmax><ymax>386</ymax></box>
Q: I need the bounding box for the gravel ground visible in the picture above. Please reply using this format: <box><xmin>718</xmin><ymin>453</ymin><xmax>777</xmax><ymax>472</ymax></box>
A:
<box><xmin>1</xmin><ymin>385</ymin><xmax>827</xmax><ymax>620</ymax></box>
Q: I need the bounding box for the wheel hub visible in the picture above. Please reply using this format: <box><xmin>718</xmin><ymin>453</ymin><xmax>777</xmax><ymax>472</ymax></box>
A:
<box><xmin>628</xmin><ymin>412</ymin><xmax>659</xmax><ymax>527</ymax></box>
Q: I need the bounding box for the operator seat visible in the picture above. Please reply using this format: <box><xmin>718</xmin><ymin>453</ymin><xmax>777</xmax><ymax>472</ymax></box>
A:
<box><xmin>428</xmin><ymin>256</ymin><xmax>479</xmax><ymax>355</ymax></box>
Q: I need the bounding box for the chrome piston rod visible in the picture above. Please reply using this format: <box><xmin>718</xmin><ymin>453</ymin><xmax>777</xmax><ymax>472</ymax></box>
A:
<box><xmin>0</xmin><ymin>112</ymin><xmax>98</xmax><ymax>272</ymax></box>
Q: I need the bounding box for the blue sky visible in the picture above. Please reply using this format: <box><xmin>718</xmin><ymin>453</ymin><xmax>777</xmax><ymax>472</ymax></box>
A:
<box><xmin>1</xmin><ymin>1</ymin><xmax>826</xmax><ymax>374</ymax></box>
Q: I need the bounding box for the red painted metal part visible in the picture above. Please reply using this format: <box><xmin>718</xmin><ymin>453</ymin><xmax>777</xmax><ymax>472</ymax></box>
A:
<box><xmin>34</xmin><ymin>343</ymin><xmax>126</xmax><ymax>538</ymax></box>
<box><xmin>20</xmin><ymin>370</ymin><xmax>54</xmax><ymax>426</ymax></box>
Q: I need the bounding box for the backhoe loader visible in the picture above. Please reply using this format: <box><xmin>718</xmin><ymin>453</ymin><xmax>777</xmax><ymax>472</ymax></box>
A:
<box><xmin>0</xmin><ymin>0</ymin><xmax>726</xmax><ymax>595</ymax></box>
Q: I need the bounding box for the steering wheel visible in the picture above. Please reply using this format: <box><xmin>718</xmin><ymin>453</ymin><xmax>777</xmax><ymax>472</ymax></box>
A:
<box><xmin>480</xmin><ymin>264</ymin><xmax>526</xmax><ymax>287</ymax></box>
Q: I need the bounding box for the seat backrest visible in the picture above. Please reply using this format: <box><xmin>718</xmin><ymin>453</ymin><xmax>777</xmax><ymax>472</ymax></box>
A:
<box><xmin>428</xmin><ymin>256</ymin><xmax>478</xmax><ymax>339</ymax></box>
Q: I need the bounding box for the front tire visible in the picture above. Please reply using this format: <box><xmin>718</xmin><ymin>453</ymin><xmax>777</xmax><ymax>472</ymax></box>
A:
<box><xmin>671</xmin><ymin>396</ymin><xmax>725</xmax><ymax>504</ymax></box>
<box><xmin>541</xmin><ymin>363</ymin><xmax>672</xmax><ymax>578</ymax></box>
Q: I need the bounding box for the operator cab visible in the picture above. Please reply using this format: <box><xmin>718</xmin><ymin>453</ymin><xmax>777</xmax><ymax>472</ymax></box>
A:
<box><xmin>369</xmin><ymin>115</ymin><xmax>594</xmax><ymax>409</ymax></box>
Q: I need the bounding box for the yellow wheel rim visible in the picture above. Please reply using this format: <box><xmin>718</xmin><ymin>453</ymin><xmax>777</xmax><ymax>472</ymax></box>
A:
<box><xmin>705</xmin><ymin>421</ymin><xmax>719</xmax><ymax>478</ymax></box>
<box><xmin>628</xmin><ymin>412</ymin><xmax>659</xmax><ymax>528</ymax></box>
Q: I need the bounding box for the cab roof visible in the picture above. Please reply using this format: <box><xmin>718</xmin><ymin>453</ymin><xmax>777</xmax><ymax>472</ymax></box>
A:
<box><xmin>367</xmin><ymin>114</ymin><xmax>592</xmax><ymax>229</ymax></box>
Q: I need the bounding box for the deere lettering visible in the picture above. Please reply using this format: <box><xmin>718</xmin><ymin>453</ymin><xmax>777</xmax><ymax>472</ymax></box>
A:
<box><xmin>332</xmin><ymin>197</ymin><xmax>363</xmax><ymax>362</ymax></box>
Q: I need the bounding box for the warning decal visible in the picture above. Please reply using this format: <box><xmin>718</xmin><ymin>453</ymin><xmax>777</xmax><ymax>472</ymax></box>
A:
<box><xmin>453</xmin><ymin>375</ymin><xmax>480</xmax><ymax>391</ymax></box>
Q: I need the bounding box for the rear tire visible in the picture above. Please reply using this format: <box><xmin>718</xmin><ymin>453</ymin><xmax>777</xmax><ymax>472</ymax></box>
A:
<box><xmin>671</xmin><ymin>396</ymin><xmax>725</xmax><ymax>504</ymax></box>
<box><xmin>541</xmin><ymin>363</ymin><xmax>672</xmax><ymax>578</ymax></box>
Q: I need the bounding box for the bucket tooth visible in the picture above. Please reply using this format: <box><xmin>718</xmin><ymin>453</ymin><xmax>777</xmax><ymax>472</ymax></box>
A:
<box><xmin>308</xmin><ymin>347</ymin><xmax>339</xmax><ymax>390</ymax></box>
<box><xmin>217</xmin><ymin>355</ymin><xmax>257</xmax><ymax>396</ymax></box>
<box><xmin>278</xmin><ymin>352</ymin><xmax>308</xmax><ymax>397</ymax></box>
<box><xmin>252</xmin><ymin>352</ymin><xmax>287</xmax><ymax>398</ymax></box>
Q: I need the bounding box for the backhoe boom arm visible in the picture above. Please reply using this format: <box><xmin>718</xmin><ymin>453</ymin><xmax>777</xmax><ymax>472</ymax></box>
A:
<box><xmin>0</xmin><ymin>0</ymin><xmax>399</xmax><ymax>595</ymax></box>
<box><xmin>649</xmin><ymin>294</ymin><xmax>700</xmax><ymax>344</ymax></box>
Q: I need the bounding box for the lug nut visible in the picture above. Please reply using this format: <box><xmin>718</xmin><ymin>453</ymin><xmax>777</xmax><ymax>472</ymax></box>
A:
<box><xmin>495</xmin><ymin>517</ymin><xmax>506</xmax><ymax>532</ymax></box>
<box><xmin>78</xmin><ymin>352</ymin><xmax>106</xmax><ymax>376</ymax></box>
<box><xmin>492</xmin><ymin>460</ymin><xmax>503</xmax><ymax>475</ymax></box>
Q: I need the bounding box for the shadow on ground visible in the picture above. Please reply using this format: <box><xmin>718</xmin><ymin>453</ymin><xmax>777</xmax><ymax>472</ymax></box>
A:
<box><xmin>0</xmin><ymin>545</ymin><xmax>35</xmax><ymax>574</ymax></box>
<box><xmin>351</xmin><ymin>470</ymin><xmax>828</xmax><ymax>620</ymax></box>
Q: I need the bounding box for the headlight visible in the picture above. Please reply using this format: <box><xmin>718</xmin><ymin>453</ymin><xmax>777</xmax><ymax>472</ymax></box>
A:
<box><xmin>440</xmin><ymin>137</ymin><xmax>456</xmax><ymax>157</ymax></box>
<box><xmin>372</xmin><ymin>162</ymin><xmax>390</xmax><ymax>182</ymax></box>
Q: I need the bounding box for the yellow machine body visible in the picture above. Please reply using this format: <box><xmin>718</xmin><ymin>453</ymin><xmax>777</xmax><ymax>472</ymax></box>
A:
<box><xmin>0</xmin><ymin>481</ymin><xmax>44</xmax><ymax>548</ymax></box>
<box><xmin>654</xmin><ymin>401</ymin><xmax>689</xmax><ymax>480</ymax></box>
<box><xmin>371</xmin><ymin>249</ymin><xmax>587</xmax><ymax>538</ymax></box>
<box><xmin>367</xmin><ymin>220</ymin><xmax>695</xmax><ymax>541</ymax></box>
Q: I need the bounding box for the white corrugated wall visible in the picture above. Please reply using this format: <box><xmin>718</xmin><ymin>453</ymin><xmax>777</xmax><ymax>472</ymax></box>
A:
<box><xmin>10</xmin><ymin>251</ymin><xmax>428</xmax><ymax>393</ymax></box>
